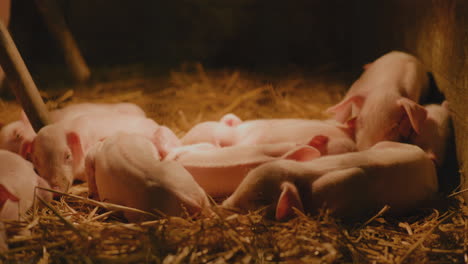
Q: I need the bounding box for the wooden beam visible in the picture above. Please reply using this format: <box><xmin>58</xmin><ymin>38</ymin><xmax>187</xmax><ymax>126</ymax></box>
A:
<box><xmin>0</xmin><ymin>21</ymin><xmax>51</xmax><ymax>132</ymax></box>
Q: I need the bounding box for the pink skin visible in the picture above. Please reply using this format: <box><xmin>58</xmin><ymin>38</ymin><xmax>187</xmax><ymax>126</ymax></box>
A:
<box><xmin>409</xmin><ymin>101</ymin><xmax>452</xmax><ymax>166</ymax></box>
<box><xmin>326</xmin><ymin>51</ymin><xmax>430</xmax><ymax>150</ymax></box>
<box><xmin>21</xmin><ymin>102</ymin><xmax>146</xmax><ymax>125</ymax></box>
<box><xmin>223</xmin><ymin>141</ymin><xmax>438</xmax><ymax>220</ymax></box>
<box><xmin>0</xmin><ymin>103</ymin><xmax>146</xmax><ymax>158</ymax></box>
<box><xmin>164</xmin><ymin>142</ymin><xmax>321</xmax><ymax>198</ymax></box>
<box><xmin>0</xmin><ymin>150</ymin><xmax>52</xmax><ymax>221</ymax></box>
<box><xmin>85</xmin><ymin>133</ymin><xmax>209</xmax><ymax>222</ymax></box>
<box><xmin>182</xmin><ymin>114</ymin><xmax>356</xmax><ymax>155</ymax></box>
<box><xmin>181</xmin><ymin>121</ymin><xmax>233</xmax><ymax>146</ymax></box>
<box><xmin>48</xmin><ymin>102</ymin><xmax>146</xmax><ymax>120</ymax></box>
<box><xmin>26</xmin><ymin>114</ymin><xmax>181</xmax><ymax>192</ymax></box>
<box><xmin>0</xmin><ymin>120</ymin><xmax>36</xmax><ymax>156</ymax></box>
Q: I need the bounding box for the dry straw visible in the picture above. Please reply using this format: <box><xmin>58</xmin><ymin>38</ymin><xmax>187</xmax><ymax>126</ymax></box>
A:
<box><xmin>0</xmin><ymin>63</ymin><xmax>465</xmax><ymax>263</ymax></box>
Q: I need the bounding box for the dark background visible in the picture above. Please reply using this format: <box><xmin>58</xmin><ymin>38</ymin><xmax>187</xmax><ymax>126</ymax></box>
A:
<box><xmin>6</xmin><ymin>0</ymin><xmax>468</xmax><ymax>197</ymax></box>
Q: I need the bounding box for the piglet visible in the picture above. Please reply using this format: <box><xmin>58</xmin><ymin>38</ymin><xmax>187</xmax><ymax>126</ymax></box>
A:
<box><xmin>26</xmin><ymin>113</ymin><xmax>181</xmax><ymax>192</ymax></box>
<box><xmin>0</xmin><ymin>120</ymin><xmax>36</xmax><ymax>156</ymax></box>
<box><xmin>165</xmin><ymin>142</ymin><xmax>321</xmax><ymax>198</ymax></box>
<box><xmin>326</xmin><ymin>51</ymin><xmax>430</xmax><ymax>150</ymax></box>
<box><xmin>0</xmin><ymin>102</ymin><xmax>146</xmax><ymax>157</ymax></box>
<box><xmin>223</xmin><ymin>141</ymin><xmax>438</xmax><ymax>220</ymax></box>
<box><xmin>409</xmin><ymin>101</ymin><xmax>452</xmax><ymax>166</ymax></box>
<box><xmin>20</xmin><ymin>102</ymin><xmax>146</xmax><ymax>128</ymax></box>
<box><xmin>85</xmin><ymin>133</ymin><xmax>209</xmax><ymax>222</ymax></box>
<box><xmin>0</xmin><ymin>150</ymin><xmax>52</xmax><ymax>221</ymax></box>
<box><xmin>182</xmin><ymin>113</ymin><xmax>356</xmax><ymax>155</ymax></box>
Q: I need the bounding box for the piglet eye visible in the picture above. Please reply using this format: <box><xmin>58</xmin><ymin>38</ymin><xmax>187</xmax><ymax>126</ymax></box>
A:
<box><xmin>65</xmin><ymin>152</ymin><xmax>72</xmax><ymax>161</ymax></box>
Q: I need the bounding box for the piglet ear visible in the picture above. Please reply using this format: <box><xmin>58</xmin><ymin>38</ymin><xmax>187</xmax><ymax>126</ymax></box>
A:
<box><xmin>0</xmin><ymin>199</ymin><xmax>20</xmax><ymax>221</ymax></box>
<box><xmin>152</xmin><ymin>126</ymin><xmax>182</xmax><ymax>159</ymax></box>
<box><xmin>275</xmin><ymin>182</ymin><xmax>304</xmax><ymax>221</ymax></box>
<box><xmin>20</xmin><ymin>110</ymin><xmax>30</xmax><ymax>124</ymax></box>
<box><xmin>397</xmin><ymin>98</ymin><xmax>428</xmax><ymax>134</ymax></box>
<box><xmin>362</xmin><ymin>62</ymin><xmax>373</xmax><ymax>70</ymax></box>
<box><xmin>308</xmin><ymin>135</ymin><xmax>329</xmax><ymax>155</ymax></box>
<box><xmin>20</xmin><ymin>139</ymin><xmax>33</xmax><ymax>160</ymax></box>
<box><xmin>0</xmin><ymin>184</ymin><xmax>21</xmax><ymax>219</ymax></box>
<box><xmin>442</xmin><ymin>100</ymin><xmax>449</xmax><ymax>109</ymax></box>
<box><xmin>66</xmin><ymin>132</ymin><xmax>83</xmax><ymax>167</ymax></box>
<box><xmin>345</xmin><ymin>117</ymin><xmax>357</xmax><ymax>138</ymax></box>
<box><xmin>220</xmin><ymin>113</ymin><xmax>242</xmax><ymax>127</ymax></box>
<box><xmin>284</xmin><ymin>146</ymin><xmax>321</xmax><ymax>162</ymax></box>
<box><xmin>326</xmin><ymin>95</ymin><xmax>365</xmax><ymax>123</ymax></box>
<box><xmin>0</xmin><ymin>184</ymin><xmax>19</xmax><ymax>204</ymax></box>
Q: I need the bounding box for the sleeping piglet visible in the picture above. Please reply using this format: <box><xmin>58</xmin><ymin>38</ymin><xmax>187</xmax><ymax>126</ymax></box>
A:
<box><xmin>21</xmin><ymin>102</ymin><xmax>146</xmax><ymax>125</ymax></box>
<box><xmin>26</xmin><ymin>113</ymin><xmax>181</xmax><ymax>192</ymax></box>
<box><xmin>223</xmin><ymin>141</ymin><xmax>438</xmax><ymax>220</ymax></box>
<box><xmin>85</xmin><ymin>133</ymin><xmax>210</xmax><ymax>222</ymax></box>
<box><xmin>182</xmin><ymin>113</ymin><xmax>356</xmax><ymax>156</ymax></box>
<box><xmin>0</xmin><ymin>150</ymin><xmax>52</xmax><ymax>221</ymax></box>
<box><xmin>326</xmin><ymin>51</ymin><xmax>430</xmax><ymax>150</ymax></box>
<box><xmin>409</xmin><ymin>101</ymin><xmax>452</xmax><ymax>166</ymax></box>
<box><xmin>0</xmin><ymin>120</ymin><xmax>36</xmax><ymax>155</ymax></box>
<box><xmin>164</xmin><ymin>142</ymin><xmax>321</xmax><ymax>198</ymax></box>
<box><xmin>0</xmin><ymin>102</ymin><xmax>146</xmax><ymax>157</ymax></box>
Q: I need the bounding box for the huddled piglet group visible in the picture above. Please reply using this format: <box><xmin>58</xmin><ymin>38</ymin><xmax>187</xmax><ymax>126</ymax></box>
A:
<box><xmin>0</xmin><ymin>103</ymin><xmax>188</xmax><ymax>224</ymax></box>
<box><xmin>222</xmin><ymin>51</ymin><xmax>452</xmax><ymax>220</ymax></box>
<box><xmin>0</xmin><ymin>51</ymin><xmax>454</xmax><ymax>235</ymax></box>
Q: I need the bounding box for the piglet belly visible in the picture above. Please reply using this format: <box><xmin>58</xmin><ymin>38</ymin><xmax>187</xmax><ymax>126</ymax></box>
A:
<box><xmin>186</xmin><ymin>165</ymin><xmax>254</xmax><ymax>198</ymax></box>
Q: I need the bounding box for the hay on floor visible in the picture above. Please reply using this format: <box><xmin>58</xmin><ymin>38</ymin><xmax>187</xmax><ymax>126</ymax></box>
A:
<box><xmin>0</xmin><ymin>64</ymin><xmax>465</xmax><ymax>263</ymax></box>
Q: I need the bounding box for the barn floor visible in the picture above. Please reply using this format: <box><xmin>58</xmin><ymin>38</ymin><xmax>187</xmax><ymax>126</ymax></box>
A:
<box><xmin>0</xmin><ymin>64</ymin><xmax>466</xmax><ymax>263</ymax></box>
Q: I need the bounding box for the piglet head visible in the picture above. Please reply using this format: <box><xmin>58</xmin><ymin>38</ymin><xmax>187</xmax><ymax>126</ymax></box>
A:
<box><xmin>355</xmin><ymin>97</ymin><xmax>427</xmax><ymax>150</ymax></box>
<box><xmin>409</xmin><ymin>102</ymin><xmax>452</xmax><ymax>166</ymax></box>
<box><xmin>222</xmin><ymin>160</ymin><xmax>310</xmax><ymax>220</ymax></box>
<box><xmin>156</xmin><ymin>161</ymin><xmax>211</xmax><ymax>217</ymax></box>
<box><xmin>0</xmin><ymin>121</ymin><xmax>36</xmax><ymax>156</ymax></box>
<box><xmin>27</xmin><ymin>125</ymin><xmax>84</xmax><ymax>193</ymax></box>
<box><xmin>123</xmin><ymin>160</ymin><xmax>211</xmax><ymax>222</ymax></box>
<box><xmin>0</xmin><ymin>121</ymin><xmax>24</xmax><ymax>154</ymax></box>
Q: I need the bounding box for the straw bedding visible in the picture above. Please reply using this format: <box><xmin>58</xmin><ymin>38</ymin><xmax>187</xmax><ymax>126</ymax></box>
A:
<box><xmin>0</xmin><ymin>63</ymin><xmax>465</xmax><ymax>263</ymax></box>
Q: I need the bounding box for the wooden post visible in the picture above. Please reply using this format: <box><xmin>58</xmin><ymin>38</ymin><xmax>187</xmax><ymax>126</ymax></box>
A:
<box><xmin>0</xmin><ymin>21</ymin><xmax>51</xmax><ymax>132</ymax></box>
<box><xmin>35</xmin><ymin>0</ymin><xmax>91</xmax><ymax>83</ymax></box>
<box><xmin>0</xmin><ymin>0</ymin><xmax>11</xmax><ymax>93</ymax></box>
